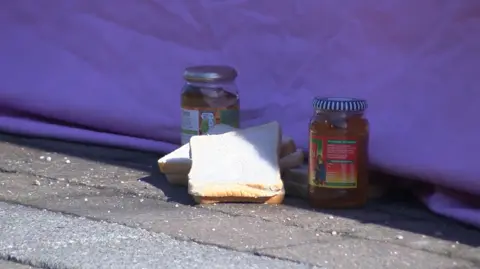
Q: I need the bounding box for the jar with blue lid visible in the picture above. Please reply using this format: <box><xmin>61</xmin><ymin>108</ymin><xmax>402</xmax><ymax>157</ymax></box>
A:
<box><xmin>308</xmin><ymin>97</ymin><xmax>369</xmax><ymax>208</ymax></box>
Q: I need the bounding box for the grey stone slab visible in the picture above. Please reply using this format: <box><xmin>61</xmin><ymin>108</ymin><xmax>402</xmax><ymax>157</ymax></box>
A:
<box><xmin>0</xmin><ymin>202</ymin><xmax>311</xmax><ymax>269</ymax></box>
<box><xmin>455</xmin><ymin>247</ymin><xmax>480</xmax><ymax>266</ymax></box>
<box><xmin>0</xmin><ymin>260</ymin><xmax>39</xmax><ymax>269</ymax></box>
<box><xmin>197</xmin><ymin>202</ymin><xmax>480</xmax><ymax>261</ymax></box>
<box><xmin>0</xmin><ymin>141</ymin><xmax>154</xmax><ymax>194</ymax></box>
<box><xmin>1</xmin><ymin>133</ymin><xmax>480</xmax><ymax>266</ymax></box>
<box><xmin>348</xmin><ymin>221</ymin><xmax>480</xmax><ymax>263</ymax></box>
<box><xmin>199</xmin><ymin>197</ymin><xmax>450</xmax><ymax>233</ymax></box>
<box><xmin>258</xmin><ymin>239</ymin><xmax>476</xmax><ymax>269</ymax></box>
<box><xmin>0</xmin><ymin>137</ymin><xmax>194</xmax><ymax>204</ymax></box>
<box><xmin>0</xmin><ymin>173</ymin><xmax>325</xmax><ymax>253</ymax></box>
<box><xmin>2</xmin><ymin>172</ymin><xmax>479</xmax><ymax>265</ymax></box>
<box><xmin>198</xmin><ymin>201</ymin><xmax>395</xmax><ymax>231</ymax></box>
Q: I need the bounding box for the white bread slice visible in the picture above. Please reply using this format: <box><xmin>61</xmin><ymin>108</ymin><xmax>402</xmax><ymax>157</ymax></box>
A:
<box><xmin>282</xmin><ymin>165</ymin><xmax>308</xmax><ymax>199</ymax></box>
<box><xmin>158</xmin><ymin>124</ymin><xmax>236</xmax><ymax>174</ymax></box>
<box><xmin>164</xmin><ymin>173</ymin><xmax>189</xmax><ymax>186</ymax></box>
<box><xmin>188</xmin><ymin>121</ymin><xmax>284</xmax><ymax>204</ymax></box>
<box><xmin>280</xmin><ymin>135</ymin><xmax>296</xmax><ymax>158</ymax></box>
<box><xmin>159</xmin><ymin>126</ymin><xmax>297</xmax><ymax>184</ymax></box>
<box><xmin>166</xmin><ymin>149</ymin><xmax>305</xmax><ymax>187</ymax></box>
<box><xmin>157</xmin><ymin>144</ymin><xmax>191</xmax><ymax>174</ymax></box>
<box><xmin>278</xmin><ymin>149</ymin><xmax>304</xmax><ymax>170</ymax></box>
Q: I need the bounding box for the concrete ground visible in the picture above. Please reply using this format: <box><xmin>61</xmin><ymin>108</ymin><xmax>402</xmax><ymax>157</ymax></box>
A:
<box><xmin>0</xmin><ymin>132</ymin><xmax>479</xmax><ymax>269</ymax></box>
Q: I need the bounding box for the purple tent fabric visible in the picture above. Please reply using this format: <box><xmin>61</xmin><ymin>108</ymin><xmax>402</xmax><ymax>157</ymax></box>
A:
<box><xmin>1</xmin><ymin>1</ymin><xmax>479</xmax><ymax>227</ymax></box>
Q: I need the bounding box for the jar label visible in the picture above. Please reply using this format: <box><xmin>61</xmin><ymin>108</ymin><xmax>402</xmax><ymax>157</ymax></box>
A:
<box><xmin>309</xmin><ymin>136</ymin><xmax>358</xmax><ymax>188</ymax></box>
<box><xmin>181</xmin><ymin>106</ymin><xmax>239</xmax><ymax>145</ymax></box>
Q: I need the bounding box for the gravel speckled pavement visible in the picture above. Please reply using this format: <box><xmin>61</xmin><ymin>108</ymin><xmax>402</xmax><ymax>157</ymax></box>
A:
<box><xmin>0</xmin><ymin>259</ymin><xmax>39</xmax><ymax>269</ymax></box>
<box><xmin>0</xmin><ymin>133</ymin><xmax>479</xmax><ymax>269</ymax></box>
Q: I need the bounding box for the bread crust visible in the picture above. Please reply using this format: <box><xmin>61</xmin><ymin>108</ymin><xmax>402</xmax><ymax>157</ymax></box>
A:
<box><xmin>158</xmin><ymin>161</ymin><xmax>191</xmax><ymax>174</ymax></box>
<box><xmin>193</xmin><ymin>193</ymin><xmax>284</xmax><ymax>204</ymax></box>
<box><xmin>188</xmin><ymin>181</ymin><xmax>284</xmax><ymax>198</ymax></box>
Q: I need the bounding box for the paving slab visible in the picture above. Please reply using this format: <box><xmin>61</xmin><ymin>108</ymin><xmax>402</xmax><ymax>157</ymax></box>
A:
<box><xmin>0</xmin><ymin>202</ymin><xmax>310</xmax><ymax>269</ymax></box>
<box><xmin>1</xmin><ymin>133</ymin><xmax>480</xmax><ymax>268</ymax></box>
<box><xmin>0</xmin><ymin>260</ymin><xmax>40</xmax><ymax>269</ymax></box>
<box><xmin>258</xmin><ymin>239</ymin><xmax>474</xmax><ymax>269</ymax></box>
<box><xmin>205</xmin><ymin>203</ymin><xmax>480</xmax><ymax>253</ymax></box>
<box><xmin>0</xmin><ymin>173</ymin><xmax>323</xmax><ymax>252</ymax></box>
<box><xmin>0</xmin><ymin>139</ymin><xmax>164</xmax><ymax>199</ymax></box>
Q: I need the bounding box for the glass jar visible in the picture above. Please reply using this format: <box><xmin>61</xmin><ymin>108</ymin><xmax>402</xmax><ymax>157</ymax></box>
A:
<box><xmin>308</xmin><ymin>97</ymin><xmax>369</xmax><ymax>208</ymax></box>
<box><xmin>180</xmin><ymin>65</ymin><xmax>240</xmax><ymax>145</ymax></box>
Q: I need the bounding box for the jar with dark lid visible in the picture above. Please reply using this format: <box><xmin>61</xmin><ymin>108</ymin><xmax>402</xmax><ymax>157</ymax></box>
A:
<box><xmin>308</xmin><ymin>97</ymin><xmax>369</xmax><ymax>208</ymax></box>
<box><xmin>181</xmin><ymin>65</ymin><xmax>240</xmax><ymax>145</ymax></box>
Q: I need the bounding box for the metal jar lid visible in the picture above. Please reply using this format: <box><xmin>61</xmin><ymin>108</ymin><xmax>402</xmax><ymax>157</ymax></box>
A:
<box><xmin>312</xmin><ymin>97</ymin><xmax>368</xmax><ymax>112</ymax></box>
<box><xmin>183</xmin><ymin>65</ymin><xmax>238</xmax><ymax>83</ymax></box>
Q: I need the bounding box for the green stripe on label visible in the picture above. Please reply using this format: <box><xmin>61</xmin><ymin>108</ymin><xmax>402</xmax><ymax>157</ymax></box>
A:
<box><xmin>327</xmin><ymin>140</ymin><xmax>356</xmax><ymax>144</ymax></box>
<box><xmin>328</xmin><ymin>160</ymin><xmax>354</xmax><ymax>164</ymax></box>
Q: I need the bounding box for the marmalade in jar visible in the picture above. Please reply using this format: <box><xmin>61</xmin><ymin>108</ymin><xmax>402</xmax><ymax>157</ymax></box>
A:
<box><xmin>181</xmin><ymin>65</ymin><xmax>240</xmax><ymax>145</ymax></box>
<box><xmin>308</xmin><ymin>97</ymin><xmax>369</xmax><ymax>208</ymax></box>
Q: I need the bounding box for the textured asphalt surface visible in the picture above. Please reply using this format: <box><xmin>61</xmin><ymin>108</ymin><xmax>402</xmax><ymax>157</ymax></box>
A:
<box><xmin>0</xmin><ymin>132</ymin><xmax>479</xmax><ymax>269</ymax></box>
<box><xmin>0</xmin><ymin>259</ymin><xmax>38</xmax><ymax>269</ymax></box>
<box><xmin>0</xmin><ymin>202</ymin><xmax>308</xmax><ymax>269</ymax></box>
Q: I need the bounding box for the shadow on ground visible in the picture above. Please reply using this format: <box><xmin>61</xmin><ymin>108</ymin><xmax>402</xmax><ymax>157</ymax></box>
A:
<box><xmin>1</xmin><ymin>131</ymin><xmax>479</xmax><ymax>248</ymax></box>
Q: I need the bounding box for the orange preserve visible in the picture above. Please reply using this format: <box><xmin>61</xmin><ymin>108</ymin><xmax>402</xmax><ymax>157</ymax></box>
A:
<box><xmin>308</xmin><ymin>97</ymin><xmax>369</xmax><ymax>208</ymax></box>
<box><xmin>181</xmin><ymin>65</ymin><xmax>240</xmax><ymax>145</ymax></box>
